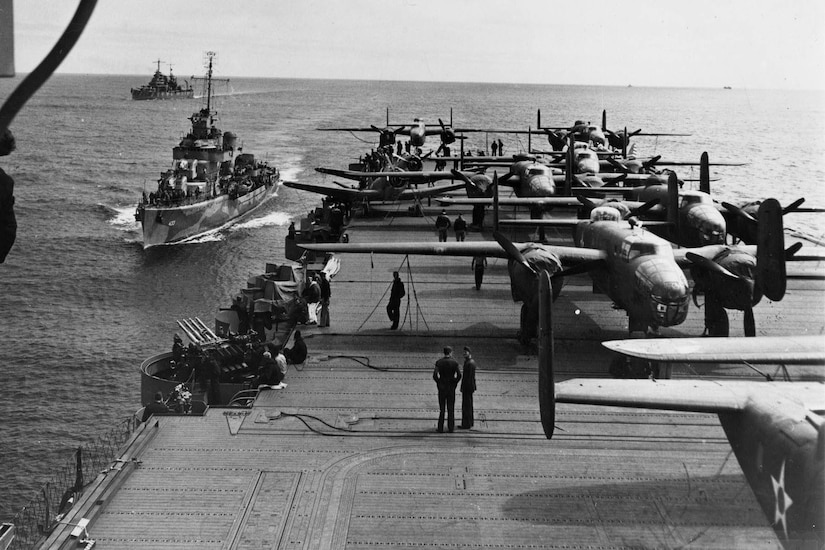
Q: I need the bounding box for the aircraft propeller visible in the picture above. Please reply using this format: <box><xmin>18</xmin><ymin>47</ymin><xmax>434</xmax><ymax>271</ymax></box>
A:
<box><xmin>720</xmin><ymin>197</ymin><xmax>825</xmax><ymax>245</ymax></box>
<box><xmin>686</xmin><ymin>251</ymin><xmax>757</xmax><ymax>336</ymax></box>
<box><xmin>450</xmin><ymin>168</ymin><xmax>493</xmax><ymax>198</ymax></box>
<box><xmin>437</xmin><ymin>118</ymin><xmax>457</xmax><ymax>146</ymax></box>
<box><xmin>600</xmin><ymin>110</ymin><xmax>690</xmax><ymax>153</ymax></box>
<box><xmin>491</xmin><ymin>229</ymin><xmax>570</xmax><ymax>344</ymax></box>
<box><xmin>493</xmin><ymin>230</ymin><xmax>535</xmax><ymax>275</ymax></box>
<box><xmin>370</xmin><ymin>125</ymin><xmax>406</xmax><ymax>147</ymax></box>
<box><xmin>604</xmin><ymin>127</ymin><xmax>643</xmax><ymax>152</ymax></box>
<box><xmin>687</xmin><ymin>198</ymin><xmax>787</xmax><ymax>337</ymax></box>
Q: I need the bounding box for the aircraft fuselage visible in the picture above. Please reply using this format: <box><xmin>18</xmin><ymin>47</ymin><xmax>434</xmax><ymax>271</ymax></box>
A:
<box><xmin>634</xmin><ymin>186</ymin><xmax>727</xmax><ymax>246</ymax></box>
<box><xmin>575</xmin><ymin>220</ymin><xmax>690</xmax><ymax>332</ymax></box>
<box><xmin>720</xmin><ymin>397</ymin><xmax>824</xmax><ymax>547</ymax></box>
<box><xmin>409</xmin><ymin>119</ymin><xmax>427</xmax><ymax>147</ymax></box>
<box><xmin>511</xmin><ymin>161</ymin><xmax>557</xmax><ymax>197</ymax></box>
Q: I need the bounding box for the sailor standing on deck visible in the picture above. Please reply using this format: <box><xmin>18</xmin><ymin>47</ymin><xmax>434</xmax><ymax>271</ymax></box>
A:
<box><xmin>458</xmin><ymin>347</ymin><xmax>477</xmax><ymax>429</ymax></box>
<box><xmin>303</xmin><ymin>275</ymin><xmax>321</xmax><ymax>325</ymax></box>
<box><xmin>453</xmin><ymin>214</ymin><xmax>467</xmax><ymax>241</ymax></box>
<box><xmin>471</xmin><ymin>255</ymin><xmax>487</xmax><ymax>290</ymax></box>
<box><xmin>387</xmin><ymin>271</ymin><xmax>405</xmax><ymax>330</ymax></box>
<box><xmin>141</xmin><ymin>391</ymin><xmax>170</xmax><ymax>422</ymax></box>
<box><xmin>433</xmin><ymin>347</ymin><xmax>461</xmax><ymax>433</ymax></box>
<box><xmin>435</xmin><ymin>210</ymin><xmax>451</xmax><ymax>242</ymax></box>
<box><xmin>318</xmin><ymin>272</ymin><xmax>331</xmax><ymax>327</ymax></box>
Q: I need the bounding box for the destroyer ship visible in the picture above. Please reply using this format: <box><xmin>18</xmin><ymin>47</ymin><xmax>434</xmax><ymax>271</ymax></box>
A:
<box><xmin>134</xmin><ymin>52</ymin><xmax>280</xmax><ymax>248</ymax></box>
<box><xmin>130</xmin><ymin>59</ymin><xmax>194</xmax><ymax>100</ymax></box>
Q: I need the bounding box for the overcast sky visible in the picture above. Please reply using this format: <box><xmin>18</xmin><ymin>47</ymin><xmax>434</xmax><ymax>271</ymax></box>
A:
<box><xmin>7</xmin><ymin>0</ymin><xmax>825</xmax><ymax>90</ymax></box>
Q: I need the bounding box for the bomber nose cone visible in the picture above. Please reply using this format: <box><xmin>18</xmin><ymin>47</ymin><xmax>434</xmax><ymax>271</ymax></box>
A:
<box><xmin>526</xmin><ymin>175</ymin><xmax>555</xmax><ymax>197</ymax></box>
<box><xmin>651</xmin><ymin>278</ymin><xmax>690</xmax><ymax>326</ymax></box>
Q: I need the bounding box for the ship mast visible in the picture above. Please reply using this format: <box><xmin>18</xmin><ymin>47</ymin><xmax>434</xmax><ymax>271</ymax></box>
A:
<box><xmin>204</xmin><ymin>51</ymin><xmax>215</xmax><ymax>113</ymax></box>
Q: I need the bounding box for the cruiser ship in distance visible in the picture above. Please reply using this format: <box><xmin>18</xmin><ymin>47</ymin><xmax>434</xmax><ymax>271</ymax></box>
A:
<box><xmin>130</xmin><ymin>59</ymin><xmax>194</xmax><ymax>100</ymax></box>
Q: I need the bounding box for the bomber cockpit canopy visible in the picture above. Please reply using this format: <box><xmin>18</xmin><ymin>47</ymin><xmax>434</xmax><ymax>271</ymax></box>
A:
<box><xmin>620</xmin><ymin>235</ymin><xmax>673</xmax><ymax>262</ymax></box>
<box><xmin>680</xmin><ymin>190</ymin><xmax>712</xmax><ymax>207</ymax></box>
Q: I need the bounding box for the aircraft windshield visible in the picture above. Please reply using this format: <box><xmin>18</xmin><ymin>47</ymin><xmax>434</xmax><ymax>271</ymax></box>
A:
<box><xmin>622</xmin><ymin>239</ymin><xmax>671</xmax><ymax>261</ymax></box>
<box><xmin>680</xmin><ymin>193</ymin><xmax>711</xmax><ymax>207</ymax></box>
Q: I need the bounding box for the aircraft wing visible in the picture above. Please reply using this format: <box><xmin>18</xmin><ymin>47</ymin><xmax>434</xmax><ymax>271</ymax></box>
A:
<box><xmin>671</xmin><ymin>244</ymin><xmax>758</xmax><ymax>267</ymax></box>
<box><xmin>556</xmin><ymin>377</ymin><xmax>825</xmax><ymax>415</ymax></box>
<box><xmin>499</xmin><ymin>218</ymin><xmax>672</xmax><ymax>228</ymax></box>
<box><xmin>603</xmin><ymin>335</ymin><xmax>825</xmax><ymax>365</ymax></box>
<box><xmin>298</xmin><ymin>241</ymin><xmax>606</xmax><ymax>264</ymax></box>
<box><xmin>437</xmin><ymin>197</ymin><xmax>582</xmax><ymax>207</ymax></box>
<box><xmin>283</xmin><ymin>180</ymin><xmax>382</xmax><ymax>202</ymax></box>
<box><xmin>555</xmin><ymin>378</ymin><xmax>751</xmax><ymax>413</ymax></box>
<box><xmin>316</xmin><ymin>126</ymin><xmax>403</xmax><ymax>132</ymax></box>
<box><xmin>316</xmin><ymin>167</ymin><xmax>458</xmax><ymax>183</ymax></box>
<box><xmin>557</xmin><ymin>336</ymin><xmax>825</xmax><ymax>413</ymax></box>
<box><xmin>394</xmin><ymin>182</ymin><xmax>466</xmax><ymax>199</ymax></box>
<box><xmin>316</xmin><ymin>167</ymin><xmax>370</xmax><ymax>180</ymax></box>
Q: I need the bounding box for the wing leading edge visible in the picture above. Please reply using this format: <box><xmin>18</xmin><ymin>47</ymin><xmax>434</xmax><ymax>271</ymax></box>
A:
<box><xmin>603</xmin><ymin>335</ymin><xmax>825</xmax><ymax>365</ymax></box>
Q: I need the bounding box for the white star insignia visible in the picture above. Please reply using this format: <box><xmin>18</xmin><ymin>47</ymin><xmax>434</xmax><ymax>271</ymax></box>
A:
<box><xmin>770</xmin><ymin>460</ymin><xmax>793</xmax><ymax>539</ymax></box>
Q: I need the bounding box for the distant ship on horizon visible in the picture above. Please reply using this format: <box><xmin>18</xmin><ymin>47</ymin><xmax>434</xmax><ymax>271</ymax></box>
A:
<box><xmin>130</xmin><ymin>59</ymin><xmax>194</xmax><ymax>100</ymax></box>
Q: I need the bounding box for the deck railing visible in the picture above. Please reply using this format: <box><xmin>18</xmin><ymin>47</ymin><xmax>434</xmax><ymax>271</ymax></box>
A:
<box><xmin>7</xmin><ymin>415</ymin><xmax>141</xmax><ymax>550</ymax></box>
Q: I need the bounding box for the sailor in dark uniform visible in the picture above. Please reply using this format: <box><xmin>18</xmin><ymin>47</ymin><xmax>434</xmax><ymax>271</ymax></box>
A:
<box><xmin>459</xmin><ymin>347</ymin><xmax>477</xmax><ymax>429</ymax></box>
<box><xmin>433</xmin><ymin>347</ymin><xmax>461</xmax><ymax>433</ymax></box>
<box><xmin>142</xmin><ymin>391</ymin><xmax>170</xmax><ymax>422</ymax></box>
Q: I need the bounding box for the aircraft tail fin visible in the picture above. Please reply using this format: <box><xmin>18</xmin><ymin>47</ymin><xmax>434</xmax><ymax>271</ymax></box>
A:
<box><xmin>622</xmin><ymin>126</ymin><xmax>628</xmax><ymax>158</ymax></box>
<box><xmin>564</xmin><ymin>134</ymin><xmax>574</xmax><ymax>195</ymax></box>
<box><xmin>492</xmin><ymin>172</ymin><xmax>500</xmax><ymax>232</ymax></box>
<box><xmin>667</xmin><ymin>172</ymin><xmax>679</xmax><ymax>240</ymax></box>
<box><xmin>699</xmin><ymin>152</ymin><xmax>710</xmax><ymax>194</ymax></box>
<box><xmin>756</xmin><ymin>198</ymin><xmax>786</xmax><ymax>301</ymax></box>
<box><xmin>538</xmin><ymin>270</ymin><xmax>556</xmax><ymax>439</ymax></box>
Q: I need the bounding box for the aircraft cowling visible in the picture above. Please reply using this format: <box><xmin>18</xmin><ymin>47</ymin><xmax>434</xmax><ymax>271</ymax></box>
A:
<box><xmin>379</xmin><ymin>132</ymin><xmax>395</xmax><ymax>147</ymax></box>
<box><xmin>466</xmin><ymin>174</ymin><xmax>493</xmax><ymax>198</ymax></box>
<box><xmin>507</xmin><ymin>245</ymin><xmax>564</xmax><ymax>343</ymax></box>
<box><xmin>545</xmin><ymin>130</ymin><xmax>566</xmax><ymax>151</ymax></box>
<box><xmin>692</xmin><ymin>248</ymin><xmax>761</xmax><ymax>311</ymax></box>
<box><xmin>724</xmin><ymin>201</ymin><xmax>761</xmax><ymax>244</ymax></box>
<box><xmin>682</xmin><ymin>204</ymin><xmax>727</xmax><ymax>246</ymax></box>
<box><xmin>506</xmin><ymin>245</ymin><xmax>564</xmax><ymax>303</ymax></box>
<box><xmin>607</xmin><ymin>132</ymin><xmax>628</xmax><ymax>151</ymax></box>
<box><xmin>402</xmin><ymin>156</ymin><xmax>423</xmax><ymax>172</ymax></box>
<box><xmin>440</xmin><ymin>128</ymin><xmax>456</xmax><ymax>145</ymax></box>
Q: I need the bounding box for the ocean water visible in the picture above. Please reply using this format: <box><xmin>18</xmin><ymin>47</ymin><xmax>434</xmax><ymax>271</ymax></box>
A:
<box><xmin>0</xmin><ymin>74</ymin><xmax>823</xmax><ymax>522</ymax></box>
